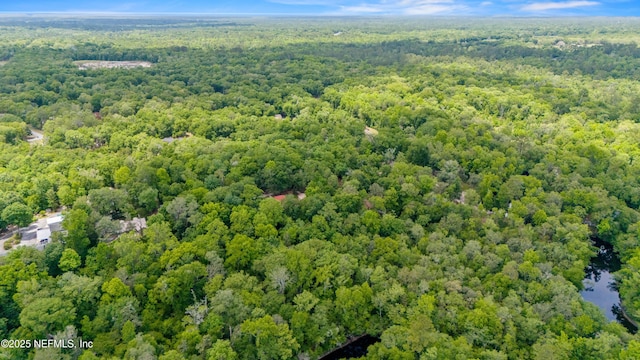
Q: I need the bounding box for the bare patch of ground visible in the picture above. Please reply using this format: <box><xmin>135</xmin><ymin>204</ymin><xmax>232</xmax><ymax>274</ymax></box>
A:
<box><xmin>364</xmin><ymin>126</ymin><xmax>378</xmax><ymax>136</ymax></box>
<box><xmin>27</xmin><ymin>126</ymin><xmax>44</xmax><ymax>144</ymax></box>
<box><xmin>75</xmin><ymin>60</ymin><xmax>153</xmax><ymax>70</ymax></box>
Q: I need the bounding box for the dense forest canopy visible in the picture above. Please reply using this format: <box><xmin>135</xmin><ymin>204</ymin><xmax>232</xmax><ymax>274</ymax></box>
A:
<box><xmin>1</xmin><ymin>16</ymin><xmax>640</xmax><ymax>359</ymax></box>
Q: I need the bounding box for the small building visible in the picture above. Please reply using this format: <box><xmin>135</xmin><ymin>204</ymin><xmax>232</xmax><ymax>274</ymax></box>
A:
<box><xmin>47</xmin><ymin>215</ymin><xmax>64</xmax><ymax>232</ymax></box>
<box><xmin>130</xmin><ymin>217</ymin><xmax>147</xmax><ymax>232</ymax></box>
<box><xmin>36</xmin><ymin>228</ymin><xmax>51</xmax><ymax>244</ymax></box>
<box><xmin>120</xmin><ymin>217</ymin><xmax>148</xmax><ymax>233</ymax></box>
<box><xmin>34</xmin><ymin>213</ymin><xmax>64</xmax><ymax>244</ymax></box>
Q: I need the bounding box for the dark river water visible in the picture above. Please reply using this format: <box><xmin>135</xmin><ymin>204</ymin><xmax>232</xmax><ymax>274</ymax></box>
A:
<box><xmin>318</xmin><ymin>335</ymin><xmax>380</xmax><ymax>360</ymax></box>
<box><xmin>580</xmin><ymin>239</ymin><xmax>637</xmax><ymax>333</ymax></box>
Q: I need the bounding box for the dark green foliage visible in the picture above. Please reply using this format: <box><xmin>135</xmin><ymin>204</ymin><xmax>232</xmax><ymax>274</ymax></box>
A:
<box><xmin>1</xmin><ymin>203</ymin><xmax>32</xmax><ymax>228</ymax></box>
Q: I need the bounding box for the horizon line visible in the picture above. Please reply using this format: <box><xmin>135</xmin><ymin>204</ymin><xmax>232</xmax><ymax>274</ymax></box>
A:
<box><xmin>0</xmin><ymin>12</ymin><xmax>637</xmax><ymax>18</ymax></box>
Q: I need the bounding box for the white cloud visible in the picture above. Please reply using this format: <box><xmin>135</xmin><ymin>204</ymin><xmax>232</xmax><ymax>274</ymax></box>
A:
<box><xmin>480</xmin><ymin>1</ymin><xmax>493</xmax><ymax>5</ymax></box>
<box><xmin>268</xmin><ymin>0</ymin><xmax>344</xmax><ymax>5</ymax></box>
<box><xmin>340</xmin><ymin>4</ymin><xmax>387</xmax><ymax>12</ymax></box>
<box><xmin>334</xmin><ymin>0</ymin><xmax>462</xmax><ymax>14</ymax></box>
<box><xmin>393</xmin><ymin>0</ymin><xmax>455</xmax><ymax>4</ymax></box>
<box><xmin>521</xmin><ymin>1</ymin><xmax>599</xmax><ymax>11</ymax></box>
<box><xmin>403</xmin><ymin>4</ymin><xmax>464</xmax><ymax>14</ymax></box>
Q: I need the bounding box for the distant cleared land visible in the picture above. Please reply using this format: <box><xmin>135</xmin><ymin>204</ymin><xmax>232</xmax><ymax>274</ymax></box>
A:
<box><xmin>74</xmin><ymin>60</ymin><xmax>152</xmax><ymax>70</ymax></box>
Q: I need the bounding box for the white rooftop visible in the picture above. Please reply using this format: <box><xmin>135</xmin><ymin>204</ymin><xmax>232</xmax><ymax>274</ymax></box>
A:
<box><xmin>47</xmin><ymin>215</ymin><xmax>63</xmax><ymax>225</ymax></box>
<box><xmin>37</xmin><ymin>228</ymin><xmax>51</xmax><ymax>242</ymax></box>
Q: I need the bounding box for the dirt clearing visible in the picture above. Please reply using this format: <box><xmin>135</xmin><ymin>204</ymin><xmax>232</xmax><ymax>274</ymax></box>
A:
<box><xmin>75</xmin><ymin>60</ymin><xmax>153</xmax><ymax>70</ymax></box>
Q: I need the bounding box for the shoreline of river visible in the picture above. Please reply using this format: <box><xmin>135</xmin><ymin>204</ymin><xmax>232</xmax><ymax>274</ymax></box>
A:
<box><xmin>618</xmin><ymin>302</ymin><xmax>639</xmax><ymax>333</ymax></box>
<box><xmin>318</xmin><ymin>334</ymin><xmax>380</xmax><ymax>360</ymax></box>
<box><xmin>581</xmin><ymin>237</ymin><xmax>638</xmax><ymax>333</ymax></box>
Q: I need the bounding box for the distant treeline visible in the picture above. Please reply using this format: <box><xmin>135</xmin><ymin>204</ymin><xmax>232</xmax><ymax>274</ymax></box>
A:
<box><xmin>0</xmin><ymin>17</ymin><xmax>247</xmax><ymax>31</ymax></box>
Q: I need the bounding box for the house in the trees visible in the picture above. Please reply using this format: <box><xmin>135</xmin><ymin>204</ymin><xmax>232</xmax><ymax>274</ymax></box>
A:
<box><xmin>36</xmin><ymin>214</ymin><xmax>64</xmax><ymax>244</ymax></box>
<box><xmin>120</xmin><ymin>217</ymin><xmax>148</xmax><ymax>233</ymax></box>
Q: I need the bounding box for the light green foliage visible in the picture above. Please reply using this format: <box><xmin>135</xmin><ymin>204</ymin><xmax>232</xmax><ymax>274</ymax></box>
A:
<box><xmin>0</xmin><ymin>121</ymin><xmax>27</xmax><ymax>144</ymax></box>
<box><xmin>240</xmin><ymin>315</ymin><xmax>300</xmax><ymax>360</ymax></box>
<box><xmin>19</xmin><ymin>297</ymin><xmax>76</xmax><ymax>338</ymax></box>
<box><xmin>621</xmin><ymin>340</ymin><xmax>640</xmax><ymax>360</ymax></box>
<box><xmin>207</xmin><ymin>339</ymin><xmax>238</xmax><ymax>360</ymax></box>
<box><xmin>617</xmin><ymin>248</ymin><xmax>640</xmax><ymax>319</ymax></box>
<box><xmin>58</xmin><ymin>249</ymin><xmax>81</xmax><ymax>272</ymax></box>
<box><xmin>335</xmin><ymin>283</ymin><xmax>374</xmax><ymax>333</ymax></box>
<box><xmin>224</xmin><ymin>234</ymin><xmax>257</xmax><ymax>270</ymax></box>
<box><xmin>101</xmin><ymin>277</ymin><xmax>132</xmax><ymax>303</ymax></box>
<box><xmin>62</xmin><ymin>208</ymin><xmax>92</xmax><ymax>257</ymax></box>
<box><xmin>114</xmin><ymin>166</ymin><xmax>132</xmax><ymax>187</ymax></box>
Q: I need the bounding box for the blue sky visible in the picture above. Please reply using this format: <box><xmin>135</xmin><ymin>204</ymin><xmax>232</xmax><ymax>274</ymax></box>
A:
<box><xmin>0</xmin><ymin>0</ymin><xmax>637</xmax><ymax>16</ymax></box>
